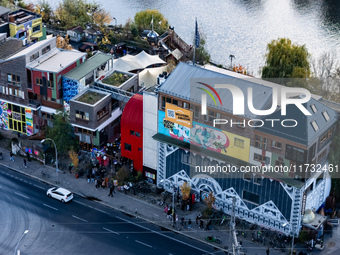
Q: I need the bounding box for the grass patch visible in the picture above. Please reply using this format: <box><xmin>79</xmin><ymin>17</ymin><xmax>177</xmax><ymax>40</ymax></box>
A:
<box><xmin>102</xmin><ymin>72</ymin><xmax>132</xmax><ymax>87</ymax></box>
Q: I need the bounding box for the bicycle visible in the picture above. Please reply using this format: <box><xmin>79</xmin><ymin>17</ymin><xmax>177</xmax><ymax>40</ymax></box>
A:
<box><xmin>41</xmin><ymin>171</ymin><xmax>50</xmax><ymax>178</ymax></box>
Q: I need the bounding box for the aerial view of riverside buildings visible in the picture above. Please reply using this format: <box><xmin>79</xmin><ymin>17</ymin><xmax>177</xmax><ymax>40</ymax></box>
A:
<box><xmin>0</xmin><ymin>1</ymin><xmax>340</xmax><ymax>254</ymax></box>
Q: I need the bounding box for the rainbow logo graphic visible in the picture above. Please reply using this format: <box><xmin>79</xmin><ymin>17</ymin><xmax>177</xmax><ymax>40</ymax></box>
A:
<box><xmin>196</xmin><ymin>82</ymin><xmax>223</xmax><ymax>106</ymax></box>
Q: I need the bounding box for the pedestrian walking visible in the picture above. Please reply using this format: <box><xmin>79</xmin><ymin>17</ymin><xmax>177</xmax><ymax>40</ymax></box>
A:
<box><xmin>181</xmin><ymin>217</ymin><xmax>185</xmax><ymax>228</ymax></box>
<box><xmin>167</xmin><ymin>206</ymin><xmax>172</xmax><ymax>218</ymax></box>
<box><xmin>108</xmin><ymin>186</ymin><xmax>114</xmax><ymax>197</ymax></box>
<box><xmin>199</xmin><ymin>219</ymin><xmax>204</xmax><ymax>229</ymax></box>
<box><xmin>196</xmin><ymin>215</ymin><xmax>199</xmax><ymax>225</ymax></box>
<box><xmin>23</xmin><ymin>158</ymin><xmax>27</xmax><ymax>168</ymax></box>
<box><xmin>164</xmin><ymin>204</ymin><xmax>168</xmax><ymax>214</ymax></box>
<box><xmin>94</xmin><ymin>179</ymin><xmax>98</xmax><ymax>190</ymax></box>
<box><xmin>10</xmin><ymin>152</ymin><xmax>14</xmax><ymax>161</ymax></box>
<box><xmin>188</xmin><ymin>219</ymin><xmax>192</xmax><ymax>229</ymax></box>
<box><xmin>266</xmin><ymin>247</ymin><xmax>270</xmax><ymax>255</ymax></box>
<box><xmin>175</xmin><ymin>214</ymin><xmax>179</xmax><ymax>229</ymax></box>
<box><xmin>206</xmin><ymin>219</ymin><xmax>211</xmax><ymax>231</ymax></box>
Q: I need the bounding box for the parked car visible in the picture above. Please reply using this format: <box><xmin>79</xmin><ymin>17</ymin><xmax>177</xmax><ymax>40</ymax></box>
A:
<box><xmin>46</xmin><ymin>187</ymin><xmax>73</xmax><ymax>203</ymax></box>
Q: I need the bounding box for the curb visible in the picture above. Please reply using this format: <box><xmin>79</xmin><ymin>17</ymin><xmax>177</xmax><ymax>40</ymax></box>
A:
<box><xmin>0</xmin><ymin>162</ymin><xmax>227</xmax><ymax>253</ymax></box>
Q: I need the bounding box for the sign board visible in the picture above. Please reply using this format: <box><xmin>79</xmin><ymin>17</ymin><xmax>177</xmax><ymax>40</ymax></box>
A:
<box><xmin>301</xmin><ymin>193</ymin><xmax>307</xmax><ymax>215</ymax></box>
<box><xmin>165</xmin><ymin>103</ymin><xmax>192</xmax><ymax>128</ymax></box>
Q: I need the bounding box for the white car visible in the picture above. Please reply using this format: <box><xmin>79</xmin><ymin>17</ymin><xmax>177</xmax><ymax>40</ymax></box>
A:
<box><xmin>47</xmin><ymin>187</ymin><xmax>73</xmax><ymax>203</ymax></box>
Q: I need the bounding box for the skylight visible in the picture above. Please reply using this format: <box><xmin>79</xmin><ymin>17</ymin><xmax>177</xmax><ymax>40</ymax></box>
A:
<box><xmin>310</xmin><ymin>104</ymin><xmax>317</xmax><ymax>113</ymax></box>
<box><xmin>311</xmin><ymin>120</ymin><xmax>319</xmax><ymax>131</ymax></box>
<box><xmin>322</xmin><ymin>111</ymin><xmax>330</xmax><ymax>122</ymax></box>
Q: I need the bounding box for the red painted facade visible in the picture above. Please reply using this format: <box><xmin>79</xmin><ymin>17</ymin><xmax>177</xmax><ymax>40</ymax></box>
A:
<box><xmin>120</xmin><ymin>94</ymin><xmax>143</xmax><ymax>172</ymax></box>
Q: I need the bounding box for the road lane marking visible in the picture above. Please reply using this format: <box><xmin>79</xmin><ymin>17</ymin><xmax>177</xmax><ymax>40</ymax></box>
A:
<box><xmin>15</xmin><ymin>177</ymin><xmax>18</xmax><ymax>179</ymax></box>
<box><xmin>72</xmin><ymin>215</ymin><xmax>88</xmax><ymax>222</ymax></box>
<box><xmin>116</xmin><ymin>216</ymin><xmax>211</xmax><ymax>253</ymax></box>
<box><xmin>94</xmin><ymin>208</ymin><xmax>108</xmax><ymax>214</ymax></box>
<box><xmin>153</xmin><ymin>214</ymin><xmax>159</xmax><ymax>217</ymax></box>
<box><xmin>103</xmin><ymin>227</ymin><xmax>120</xmax><ymax>235</ymax></box>
<box><xmin>73</xmin><ymin>200</ymin><xmax>94</xmax><ymax>208</ymax></box>
<box><xmin>116</xmin><ymin>216</ymin><xmax>151</xmax><ymax>231</ymax></box>
<box><xmin>135</xmin><ymin>240</ymin><xmax>152</xmax><ymax>248</ymax></box>
<box><xmin>43</xmin><ymin>204</ymin><xmax>58</xmax><ymax>211</ymax></box>
<box><xmin>34</xmin><ymin>184</ymin><xmax>45</xmax><ymax>190</ymax></box>
<box><xmin>15</xmin><ymin>192</ymin><xmax>29</xmax><ymax>199</ymax></box>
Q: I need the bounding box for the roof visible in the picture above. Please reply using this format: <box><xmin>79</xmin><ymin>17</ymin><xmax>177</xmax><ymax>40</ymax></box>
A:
<box><xmin>63</xmin><ymin>52</ymin><xmax>112</xmax><ymax>80</ymax></box>
<box><xmin>139</xmin><ymin>66</ymin><xmax>167</xmax><ymax>88</ymax></box>
<box><xmin>0</xmin><ymin>38</ymin><xmax>26</xmax><ymax>60</ymax></box>
<box><xmin>121</xmin><ymin>94</ymin><xmax>143</xmax><ymax>133</ymax></box>
<box><xmin>113</xmin><ymin>51</ymin><xmax>166</xmax><ymax>72</ymax></box>
<box><xmin>68</xmin><ymin>26</ymin><xmax>84</xmax><ymax>33</ymax></box>
<box><xmin>158</xmin><ymin>62</ymin><xmax>274</xmax><ymax>119</ymax></box>
<box><xmin>8</xmin><ymin>37</ymin><xmax>55</xmax><ymax>60</ymax></box>
<box><xmin>27</xmin><ymin>49</ymin><xmax>86</xmax><ymax>73</ymax></box>
<box><xmin>256</xmin><ymin>97</ymin><xmax>338</xmax><ymax>145</ymax></box>
<box><xmin>0</xmin><ymin>6</ymin><xmax>11</xmax><ymax>16</ymax></box>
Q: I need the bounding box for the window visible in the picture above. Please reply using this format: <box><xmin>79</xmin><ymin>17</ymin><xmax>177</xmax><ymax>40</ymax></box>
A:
<box><xmin>254</xmin><ymin>176</ymin><xmax>261</xmax><ymax>185</ymax></box>
<box><xmin>32</xmin><ymin>25</ymin><xmax>41</xmax><ymax>33</ymax></box>
<box><xmin>194</xmin><ymin>105</ymin><xmax>200</xmax><ymax>119</ymax></box>
<box><xmin>42</xmin><ymin>45</ymin><xmax>51</xmax><ymax>55</ymax></box>
<box><xmin>36</xmin><ymin>78</ymin><xmax>42</xmax><ymax>86</ymax></box>
<box><xmin>124</xmin><ymin>143</ymin><xmax>131</xmax><ymax>151</ymax></box>
<box><xmin>255</xmin><ymin>135</ymin><xmax>267</xmax><ymax>149</ymax></box>
<box><xmin>254</xmin><ymin>153</ymin><xmax>269</xmax><ymax>163</ymax></box>
<box><xmin>97</xmin><ymin>106</ymin><xmax>109</xmax><ymax>120</ymax></box>
<box><xmin>243</xmin><ymin>190</ymin><xmax>260</xmax><ymax>205</ymax></box>
<box><xmin>75</xmin><ymin>110</ymin><xmax>89</xmax><ymax>121</ymax></box>
<box><xmin>30</xmin><ymin>52</ymin><xmax>39</xmax><ymax>62</ymax></box>
<box><xmin>318</xmin><ymin>149</ymin><xmax>327</xmax><ymax>162</ymax></box>
<box><xmin>234</xmin><ymin>138</ymin><xmax>244</xmax><ymax>148</ymax></box>
<box><xmin>136</xmin><ymin>132</ymin><xmax>140</xmax><ymax>137</ymax></box>
<box><xmin>172</xmin><ymin>99</ymin><xmax>178</xmax><ymax>105</ymax></box>
<box><xmin>7</xmin><ymin>74</ymin><xmax>20</xmax><ymax>85</ymax></box>
<box><xmin>310</xmin><ymin>104</ymin><xmax>317</xmax><ymax>113</ymax></box>
<box><xmin>322</xmin><ymin>111</ymin><xmax>330</xmax><ymax>122</ymax></box>
<box><xmin>183</xmin><ymin>102</ymin><xmax>189</xmax><ymax>109</ymax></box>
<box><xmin>0</xmin><ymin>85</ymin><xmax>5</xmax><ymax>94</ymax></box>
<box><xmin>208</xmin><ymin>110</ymin><xmax>215</xmax><ymax>122</ymax></box>
<box><xmin>285</xmin><ymin>145</ymin><xmax>305</xmax><ymax>162</ymax></box>
<box><xmin>130</xmin><ymin>130</ymin><xmax>135</xmax><ymax>135</ymax></box>
<box><xmin>138</xmin><ymin>148</ymin><xmax>142</xmax><ymax>151</ymax></box>
<box><xmin>305</xmin><ymin>183</ymin><xmax>314</xmax><ymax>194</ymax></box>
<box><xmin>271</xmin><ymin>140</ymin><xmax>282</xmax><ymax>149</ymax></box>
<box><xmin>182</xmin><ymin>153</ymin><xmax>190</xmax><ymax>164</ymax></box>
<box><xmin>161</xmin><ymin>97</ymin><xmax>178</xmax><ymax>108</ymax></box>
<box><xmin>311</xmin><ymin>120</ymin><xmax>319</xmax><ymax>131</ymax></box>
<box><xmin>243</xmin><ymin>173</ymin><xmax>252</xmax><ymax>181</ymax></box>
<box><xmin>275</xmin><ymin>160</ymin><xmax>284</xmax><ymax>167</ymax></box>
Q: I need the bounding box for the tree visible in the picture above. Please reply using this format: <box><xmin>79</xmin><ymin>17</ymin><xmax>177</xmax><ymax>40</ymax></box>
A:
<box><xmin>69</xmin><ymin>149</ymin><xmax>79</xmax><ymax>169</ymax></box>
<box><xmin>262</xmin><ymin>38</ymin><xmax>310</xmax><ymax>80</ymax></box>
<box><xmin>180</xmin><ymin>181</ymin><xmax>191</xmax><ymax>201</ymax></box>
<box><xmin>93</xmin><ymin>9</ymin><xmax>113</xmax><ymax>28</ymax></box>
<box><xmin>36</xmin><ymin>0</ymin><xmax>54</xmax><ymax>23</ymax></box>
<box><xmin>165</xmin><ymin>58</ymin><xmax>177</xmax><ymax>74</ymax></box>
<box><xmin>134</xmin><ymin>9</ymin><xmax>168</xmax><ymax>35</ymax></box>
<box><xmin>56</xmin><ymin>35</ymin><xmax>73</xmax><ymax>50</ymax></box>
<box><xmin>203</xmin><ymin>191</ymin><xmax>216</xmax><ymax>209</ymax></box>
<box><xmin>45</xmin><ymin>111</ymin><xmax>78</xmax><ymax>155</ymax></box>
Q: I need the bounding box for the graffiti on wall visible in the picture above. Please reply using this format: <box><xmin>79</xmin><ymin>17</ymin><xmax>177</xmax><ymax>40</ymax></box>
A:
<box><xmin>190</xmin><ymin>122</ymin><xmax>229</xmax><ymax>153</ymax></box>
<box><xmin>25</xmin><ymin>109</ymin><xmax>33</xmax><ymax>135</ymax></box>
<box><xmin>159</xmin><ymin>111</ymin><xmax>190</xmax><ymax>142</ymax></box>
<box><xmin>0</xmin><ymin>101</ymin><xmax>9</xmax><ymax>129</ymax></box>
<box><xmin>62</xmin><ymin>77</ymin><xmax>80</xmax><ymax>103</ymax></box>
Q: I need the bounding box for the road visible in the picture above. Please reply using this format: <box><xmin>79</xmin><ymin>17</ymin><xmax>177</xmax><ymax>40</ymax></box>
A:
<box><xmin>0</xmin><ymin>166</ymin><xmax>220</xmax><ymax>255</ymax></box>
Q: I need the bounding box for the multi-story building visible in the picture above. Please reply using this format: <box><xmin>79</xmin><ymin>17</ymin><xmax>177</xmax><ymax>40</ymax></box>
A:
<box><xmin>146</xmin><ymin>62</ymin><xmax>338</xmax><ymax>236</ymax></box>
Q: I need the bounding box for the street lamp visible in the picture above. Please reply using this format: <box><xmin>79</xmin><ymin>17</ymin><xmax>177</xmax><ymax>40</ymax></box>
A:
<box><xmin>113</xmin><ymin>17</ymin><xmax>117</xmax><ymax>28</ymax></box>
<box><xmin>41</xmin><ymin>138</ymin><xmax>59</xmax><ymax>184</ymax></box>
<box><xmin>14</xmin><ymin>230</ymin><xmax>28</xmax><ymax>255</ymax></box>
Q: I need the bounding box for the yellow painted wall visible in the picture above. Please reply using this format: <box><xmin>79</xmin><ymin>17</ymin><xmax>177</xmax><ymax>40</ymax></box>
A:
<box><xmin>9</xmin><ymin>17</ymin><xmax>42</xmax><ymax>39</ymax></box>
<box><xmin>222</xmin><ymin>130</ymin><xmax>250</xmax><ymax>162</ymax></box>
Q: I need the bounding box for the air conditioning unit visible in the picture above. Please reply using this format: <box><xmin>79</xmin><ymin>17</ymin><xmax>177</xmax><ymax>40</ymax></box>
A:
<box><xmin>22</xmin><ymin>38</ymin><xmax>27</xmax><ymax>46</ymax></box>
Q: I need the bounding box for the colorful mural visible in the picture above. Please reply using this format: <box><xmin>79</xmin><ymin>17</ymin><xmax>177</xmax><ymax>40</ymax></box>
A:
<box><xmin>62</xmin><ymin>77</ymin><xmax>80</xmax><ymax>103</ymax></box>
<box><xmin>158</xmin><ymin>110</ymin><xmax>250</xmax><ymax>162</ymax></box>
<box><xmin>190</xmin><ymin>122</ymin><xmax>229</xmax><ymax>153</ymax></box>
<box><xmin>25</xmin><ymin>109</ymin><xmax>33</xmax><ymax>135</ymax></box>
<box><xmin>0</xmin><ymin>101</ymin><xmax>9</xmax><ymax>130</ymax></box>
<box><xmin>159</xmin><ymin>111</ymin><xmax>190</xmax><ymax>142</ymax></box>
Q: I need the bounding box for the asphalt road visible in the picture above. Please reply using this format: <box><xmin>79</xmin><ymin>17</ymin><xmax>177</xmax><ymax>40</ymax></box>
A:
<box><xmin>0</xmin><ymin>166</ymin><xmax>221</xmax><ymax>255</ymax></box>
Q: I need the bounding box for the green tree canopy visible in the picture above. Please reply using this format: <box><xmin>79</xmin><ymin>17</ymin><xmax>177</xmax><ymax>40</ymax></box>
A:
<box><xmin>45</xmin><ymin>111</ymin><xmax>78</xmax><ymax>155</ymax></box>
<box><xmin>134</xmin><ymin>9</ymin><xmax>168</xmax><ymax>35</ymax></box>
<box><xmin>262</xmin><ymin>38</ymin><xmax>310</xmax><ymax>80</ymax></box>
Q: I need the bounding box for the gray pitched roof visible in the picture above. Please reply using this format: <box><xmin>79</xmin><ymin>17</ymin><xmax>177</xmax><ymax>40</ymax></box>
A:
<box><xmin>0</xmin><ymin>38</ymin><xmax>26</xmax><ymax>60</ymax></box>
<box><xmin>256</xmin><ymin>98</ymin><xmax>338</xmax><ymax>146</ymax></box>
<box><xmin>0</xmin><ymin>6</ymin><xmax>11</xmax><ymax>16</ymax></box>
<box><xmin>63</xmin><ymin>52</ymin><xmax>112</xmax><ymax>81</ymax></box>
<box><xmin>158</xmin><ymin>62</ymin><xmax>274</xmax><ymax>119</ymax></box>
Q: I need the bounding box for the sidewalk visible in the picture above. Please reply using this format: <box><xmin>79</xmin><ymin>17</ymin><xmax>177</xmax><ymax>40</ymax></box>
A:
<box><xmin>0</xmin><ymin>144</ymin><xmax>283</xmax><ymax>255</ymax></box>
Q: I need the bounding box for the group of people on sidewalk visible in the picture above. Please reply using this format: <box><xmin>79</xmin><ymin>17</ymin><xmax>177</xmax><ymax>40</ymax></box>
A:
<box><xmin>9</xmin><ymin>151</ymin><xmax>28</xmax><ymax>168</ymax></box>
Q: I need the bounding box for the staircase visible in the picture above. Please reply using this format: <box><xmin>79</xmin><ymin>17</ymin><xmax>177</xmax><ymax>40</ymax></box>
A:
<box><xmin>157</xmin><ymin>142</ymin><xmax>166</xmax><ymax>184</ymax></box>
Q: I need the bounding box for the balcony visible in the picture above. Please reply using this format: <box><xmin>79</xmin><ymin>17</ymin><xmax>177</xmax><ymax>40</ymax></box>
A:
<box><xmin>28</xmin><ymin>99</ymin><xmax>40</xmax><ymax>108</ymax></box>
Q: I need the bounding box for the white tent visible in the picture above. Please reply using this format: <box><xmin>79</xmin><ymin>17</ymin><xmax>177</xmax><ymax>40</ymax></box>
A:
<box><xmin>113</xmin><ymin>51</ymin><xmax>166</xmax><ymax>72</ymax></box>
<box><xmin>139</xmin><ymin>66</ymin><xmax>167</xmax><ymax>88</ymax></box>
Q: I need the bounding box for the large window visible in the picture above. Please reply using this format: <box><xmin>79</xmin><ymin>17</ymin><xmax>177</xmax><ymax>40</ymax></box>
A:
<box><xmin>42</xmin><ymin>45</ymin><xmax>51</xmax><ymax>55</ymax></box>
<box><xmin>255</xmin><ymin>135</ymin><xmax>267</xmax><ymax>149</ymax></box>
<box><xmin>161</xmin><ymin>96</ymin><xmax>178</xmax><ymax>108</ymax></box>
<box><xmin>75</xmin><ymin>110</ymin><xmax>89</xmax><ymax>121</ymax></box>
<box><xmin>271</xmin><ymin>140</ymin><xmax>282</xmax><ymax>149</ymax></box>
<box><xmin>32</xmin><ymin>25</ymin><xmax>41</xmax><ymax>33</ymax></box>
<box><xmin>7</xmin><ymin>74</ymin><xmax>20</xmax><ymax>86</ymax></box>
<box><xmin>285</xmin><ymin>145</ymin><xmax>305</xmax><ymax>162</ymax></box>
<box><xmin>30</xmin><ymin>52</ymin><xmax>39</xmax><ymax>62</ymax></box>
<box><xmin>243</xmin><ymin>190</ymin><xmax>260</xmax><ymax>205</ymax></box>
<box><xmin>254</xmin><ymin>153</ymin><xmax>269</xmax><ymax>163</ymax></box>
<box><xmin>234</xmin><ymin>138</ymin><xmax>244</xmax><ymax>148</ymax></box>
<box><xmin>36</xmin><ymin>78</ymin><xmax>42</xmax><ymax>86</ymax></box>
<box><xmin>97</xmin><ymin>106</ymin><xmax>109</xmax><ymax>120</ymax></box>
<box><xmin>124</xmin><ymin>143</ymin><xmax>131</xmax><ymax>151</ymax></box>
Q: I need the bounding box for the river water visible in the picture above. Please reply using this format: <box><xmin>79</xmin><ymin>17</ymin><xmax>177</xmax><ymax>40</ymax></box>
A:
<box><xmin>31</xmin><ymin>0</ymin><xmax>340</xmax><ymax>76</ymax></box>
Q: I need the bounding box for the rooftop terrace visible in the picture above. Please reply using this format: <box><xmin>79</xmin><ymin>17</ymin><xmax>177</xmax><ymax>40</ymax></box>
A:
<box><xmin>75</xmin><ymin>90</ymin><xmax>106</xmax><ymax>105</ymax></box>
<box><xmin>9</xmin><ymin>9</ymin><xmax>41</xmax><ymax>25</ymax></box>
<box><xmin>102</xmin><ymin>71</ymin><xmax>133</xmax><ymax>87</ymax></box>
